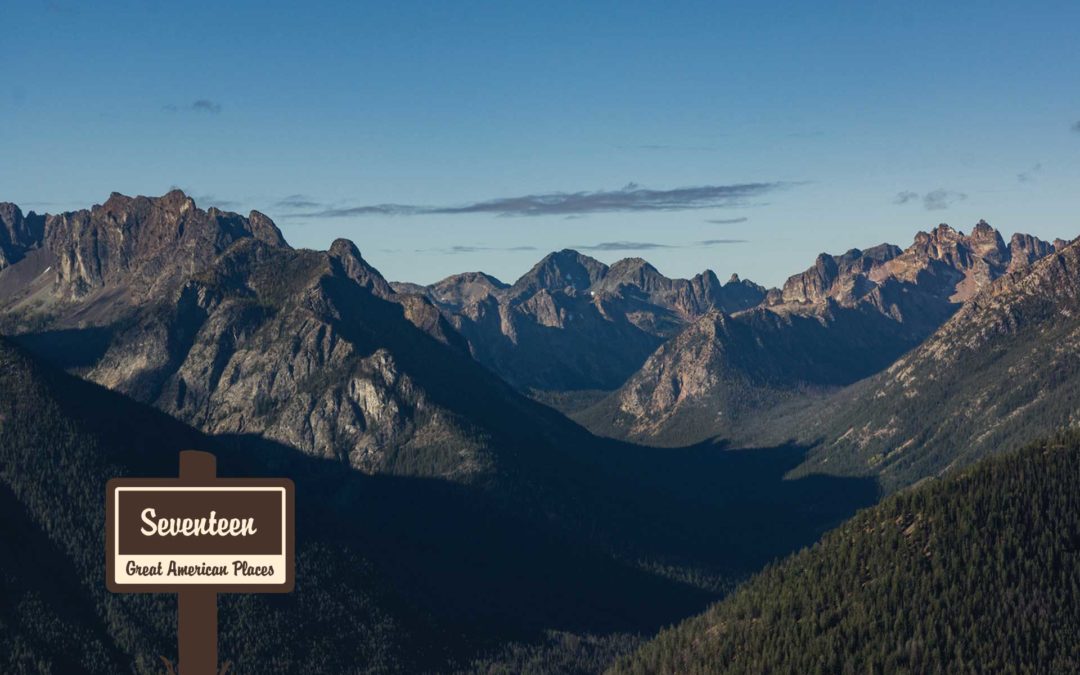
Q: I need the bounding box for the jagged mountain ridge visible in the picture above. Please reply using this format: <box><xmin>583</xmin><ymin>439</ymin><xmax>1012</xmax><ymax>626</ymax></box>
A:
<box><xmin>577</xmin><ymin>221</ymin><xmax>1059</xmax><ymax>446</ymax></box>
<box><xmin>394</xmin><ymin>249</ymin><xmax>767</xmax><ymax>393</ymax></box>
<box><xmin>785</xmin><ymin>233</ymin><xmax>1080</xmax><ymax>490</ymax></box>
<box><xmin>0</xmin><ymin>192</ymin><xmax>579</xmax><ymax>489</ymax></box>
<box><xmin>0</xmin><ymin>191</ymin><xmax>287</xmax><ymax>310</ymax></box>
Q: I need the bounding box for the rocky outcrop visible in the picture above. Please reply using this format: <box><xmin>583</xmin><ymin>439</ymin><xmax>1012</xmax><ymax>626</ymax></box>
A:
<box><xmin>39</xmin><ymin>190</ymin><xmax>288</xmax><ymax>302</ymax></box>
<box><xmin>1008</xmin><ymin>232</ymin><xmax>1056</xmax><ymax>272</ymax></box>
<box><xmin>778</xmin><ymin>244</ymin><xmax>901</xmax><ymax>305</ymax></box>
<box><xmin>0</xmin><ymin>203</ymin><xmax>45</xmax><ymax>269</ymax></box>
<box><xmin>328</xmin><ymin>238</ymin><xmax>394</xmax><ymax>297</ymax></box>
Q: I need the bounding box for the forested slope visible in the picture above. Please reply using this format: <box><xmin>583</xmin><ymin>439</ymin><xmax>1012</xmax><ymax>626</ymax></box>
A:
<box><xmin>613</xmin><ymin>432</ymin><xmax>1080</xmax><ymax>674</ymax></box>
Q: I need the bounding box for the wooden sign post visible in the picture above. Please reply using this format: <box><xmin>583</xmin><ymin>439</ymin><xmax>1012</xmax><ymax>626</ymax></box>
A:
<box><xmin>106</xmin><ymin>451</ymin><xmax>295</xmax><ymax>674</ymax></box>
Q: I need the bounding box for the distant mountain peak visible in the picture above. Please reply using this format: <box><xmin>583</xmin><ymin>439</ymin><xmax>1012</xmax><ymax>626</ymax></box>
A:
<box><xmin>603</xmin><ymin>257</ymin><xmax>665</xmax><ymax>289</ymax></box>
<box><xmin>328</xmin><ymin>238</ymin><xmax>393</xmax><ymax>296</ymax></box>
<box><xmin>434</xmin><ymin>270</ymin><xmax>509</xmax><ymax>289</ymax></box>
<box><xmin>509</xmin><ymin>248</ymin><xmax>608</xmax><ymax>296</ymax></box>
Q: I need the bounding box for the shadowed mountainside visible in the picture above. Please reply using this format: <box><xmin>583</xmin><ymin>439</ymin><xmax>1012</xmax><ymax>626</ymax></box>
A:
<box><xmin>0</xmin><ymin>335</ymin><xmax>876</xmax><ymax>673</ymax></box>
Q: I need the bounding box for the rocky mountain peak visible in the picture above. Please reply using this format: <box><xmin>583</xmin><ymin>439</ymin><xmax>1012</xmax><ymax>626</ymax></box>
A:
<box><xmin>0</xmin><ymin>202</ymin><xmax>46</xmax><ymax>269</ymax></box>
<box><xmin>328</xmin><ymin>238</ymin><xmax>393</xmax><ymax>297</ymax></box>
<box><xmin>971</xmin><ymin>218</ymin><xmax>995</xmax><ymax>235</ymax></box>
<box><xmin>419</xmin><ymin>271</ymin><xmax>509</xmax><ymax>309</ymax></box>
<box><xmin>777</xmin><ymin>251</ymin><xmax>842</xmax><ymax>305</ymax></box>
<box><xmin>967</xmin><ymin>219</ymin><xmax>1008</xmax><ymax>261</ymax></box>
<box><xmin>40</xmin><ymin>191</ymin><xmax>292</xmax><ymax>301</ymax></box>
<box><xmin>509</xmin><ymin>248</ymin><xmax>608</xmax><ymax>297</ymax></box>
<box><xmin>248</xmin><ymin>210</ymin><xmax>289</xmax><ymax>247</ymax></box>
<box><xmin>926</xmin><ymin>222</ymin><xmax>960</xmax><ymax>241</ymax></box>
<box><xmin>1007</xmin><ymin>232</ymin><xmax>1056</xmax><ymax>272</ymax></box>
<box><xmin>599</xmin><ymin>257</ymin><xmax>667</xmax><ymax>292</ymax></box>
<box><xmin>909</xmin><ymin>221</ymin><xmax>1006</xmax><ymax>269</ymax></box>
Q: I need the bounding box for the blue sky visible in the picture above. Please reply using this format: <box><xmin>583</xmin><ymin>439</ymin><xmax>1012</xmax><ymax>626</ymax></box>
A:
<box><xmin>3</xmin><ymin>0</ymin><xmax>1079</xmax><ymax>287</ymax></box>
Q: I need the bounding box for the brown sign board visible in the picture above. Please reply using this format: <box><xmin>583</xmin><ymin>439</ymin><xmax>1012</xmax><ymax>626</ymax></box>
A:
<box><xmin>106</xmin><ymin>450</ymin><xmax>294</xmax><ymax>674</ymax></box>
<box><xmin>106</xmin><ymin>475</ymin><xmax>295</xmax><ymax>594</ymax></box>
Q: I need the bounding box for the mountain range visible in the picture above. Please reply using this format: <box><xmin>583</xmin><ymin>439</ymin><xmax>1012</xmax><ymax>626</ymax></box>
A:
<box><xmin>1</xmin><ymin>190</ymin><xmax>1077</xmax><ymax>673</ymax></box>
<box><xmin>393</xmin><ymin>250</ymin><xmax>765</xmax><ymax>395</ymax></box>
<box><xmin>574</xmin><ymin>221</ymin><xmax>1061</xmax><ymax>446</ymax></box>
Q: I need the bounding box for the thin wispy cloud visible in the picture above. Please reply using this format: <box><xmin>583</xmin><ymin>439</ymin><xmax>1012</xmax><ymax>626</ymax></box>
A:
<box><xmin>705</xmin><ymin>217</ymin><xmax>748</xmax><ymax>224</ymax></box>
<box><xmin>922</xmin><ymin>189</ymin><xmax>966</xmax><ymax>210</ymax></box>
<box><xmin>192</xmin><ymin>99</ymin><xmax>222</xmax><ymax>114</ymax></box>
<box><xmin>416</xmin><ymin>245</ymin><xmax>540</xmax><ymax>254</ymax></box>
<box><xmin>616</xmin><ymin>144</ymin><xmax>720</xmax><ymax>152</ymax></box>
<box><xmin>416</xmin><ymin>239</ymin><xmax>747</xmax><ymax>255</ymax></box>
<box><xmin>575</xmin><ymin>239</ymin><xmax>746</xmax><ymax>252</ymax></box>
<box><xmin>577</xmin><ymin>241</ymin><xmax>674</xmax><ymax>251</ymax></box>
<box><xmin>275</xmin><ymin>194</ymin><xmax>322</xmax><ymax>209</ymax></box>
<box><xmin>894</xmin><ymin>189</ymin><xmax>966</xmax><ymax>210</ymax></box>
<box><xmin>1017</xmin><ymin>162</ymin><xmax>1043</xmax><ymax>182</ymax></box>
<box><xmin>198</xmin><ymin>195</ymin><xmax>240</xmax><ymax>209</ymax></box>
<box><xmin>164</xmin><ymin>99</ymin><xmax>223</xmax><ymax>114</ymax></box>
<box><xmin>285</xmin><ymin>181</ymin><xmax>793</xmax><ymax>219</ymax></box>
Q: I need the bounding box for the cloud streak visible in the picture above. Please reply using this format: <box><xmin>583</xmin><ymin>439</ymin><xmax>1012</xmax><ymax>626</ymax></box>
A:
<box><xmin>616</xmin><ymin>144</ymin><xmax>720</xmax><ymax>152</ymax></box>
<box><xmin>275</xmin><ymin>194</ymin><xmax>322</xmax><ymax>209</ymax></box>
<box><xmin>894</xmin><ymin>189</ymin><xmax>966</xmax><ymax>210</ymax></box>
<box><xmin>415</xmin><ymin>245</ymin><xmax>540</xmax><ymax>254</ymax></box>
<box><xmin>1017</xmin><ymin>162</ymin><xmax>1042</xmax><ymax>183</ymax></box>
<box><xmin>164</xmin><ymin>99</ymin><xmax>223</xmax><ymax>114</ymax></box>
<box><xmin>415</xmin><ymin>239</ymin><xmax>747</xmax><ymax>255</ymax></box>
<box><xmin>576</xmin><ymin>241</ymin><xmax>674</xmax><ymax>251</ymax></box>
<box><xmin>705</xmin><ymin>217</ymin><xmax>748</xmax><ymax>224</ymax></box>
<box><xmin>573</xmin><ymin>239</ymin><xmax>747</xmax><ymax>252</ymax></box>
<box><xmin>922</xmin><ymin>189</ymin><xmax>966</xmax><ymax>210</ymax></box>
<box><xmin>285</xmin><ymin>181</ymin><xmax>792</xmax><ymax>218</ymax></box>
